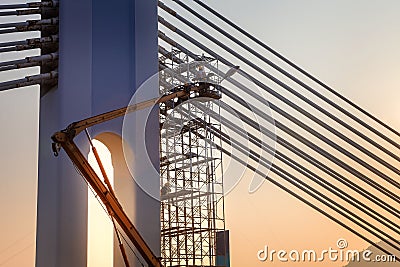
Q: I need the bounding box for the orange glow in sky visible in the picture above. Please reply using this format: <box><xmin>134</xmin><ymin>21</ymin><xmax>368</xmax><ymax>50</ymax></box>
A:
<box><xmin>87</xmin><ymin>140</ymin><xmax>114</xmax><ymax>267</ymax></box>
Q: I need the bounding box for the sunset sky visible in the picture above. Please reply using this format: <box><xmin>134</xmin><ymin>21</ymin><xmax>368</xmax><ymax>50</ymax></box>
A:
<box><xmin>206</xmin><ymin>1</ymin><xmax>400</xmax><ymax>266</ymax></box>
<box><xmin>0</xmin><ymin>0</ymin><xmax>399</xmax><ymax>266</ymax></box>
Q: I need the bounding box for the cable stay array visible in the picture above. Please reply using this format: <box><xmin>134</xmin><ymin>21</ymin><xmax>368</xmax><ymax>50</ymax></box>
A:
<box><xmin>158</xmin><ymin>0</ymin><xmax>400</xmax><ymax>259</ymax></box>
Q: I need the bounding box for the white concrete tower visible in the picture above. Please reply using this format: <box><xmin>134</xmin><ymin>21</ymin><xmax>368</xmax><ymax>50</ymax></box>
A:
<box><xmin>35</xmin><ymin>0</ymin><xmax>160</xmax><ymax>266</ymax></box>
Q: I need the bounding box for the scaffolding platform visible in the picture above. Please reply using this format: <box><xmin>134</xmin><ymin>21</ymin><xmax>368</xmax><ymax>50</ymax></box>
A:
<box><xmin>159</xmin><ymin>50</ymin><xmax>226</xmax><ymax>267</ymax></box>
<box><xmin>161</xmin><ymin>189</ymin><xmax>212</xmax><ymax>202</ymax></box>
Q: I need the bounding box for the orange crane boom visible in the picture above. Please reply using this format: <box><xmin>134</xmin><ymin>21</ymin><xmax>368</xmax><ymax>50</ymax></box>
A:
<box><xmin>51</xmin><ymin>82</ymin><xmax>221</xmax><ymax>267</ymax></box>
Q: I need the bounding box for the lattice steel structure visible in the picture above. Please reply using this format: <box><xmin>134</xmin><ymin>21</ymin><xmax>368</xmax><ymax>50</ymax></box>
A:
<box><xmin>159</xmin><ymin>50</ymin><xmax>226</xmax><ymax>267</ymax></box>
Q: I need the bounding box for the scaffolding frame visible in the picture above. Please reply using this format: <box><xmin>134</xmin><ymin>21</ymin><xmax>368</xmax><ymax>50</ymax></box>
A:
<box><xmin>159</xmin><ymin>49</ymin><xmax>226</xmax><ymax>267</ymax></box>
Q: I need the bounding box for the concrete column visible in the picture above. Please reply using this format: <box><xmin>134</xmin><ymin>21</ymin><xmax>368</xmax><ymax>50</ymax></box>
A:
<box><xmin>36</xmin><ymin>0</ymin><xmax>92</xmax><ymax>266</ymax></box>
<box><xmin>36</xmin><ymin>0</ymin><xmax>159</xmax><ymax>266</ymax></box>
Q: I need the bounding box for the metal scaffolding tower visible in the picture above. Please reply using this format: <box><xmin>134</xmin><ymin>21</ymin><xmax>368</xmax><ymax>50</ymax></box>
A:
<box><xmin>159</xmin><ymin>50</ymin><xmax>226</xmax><ymax>267</ymax></box>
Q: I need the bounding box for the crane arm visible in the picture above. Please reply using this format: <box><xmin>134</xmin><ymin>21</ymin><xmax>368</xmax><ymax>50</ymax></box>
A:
<box><xmin>53</xmin><ymin>134</ymin><xmax>162</xmax><ymax>267</ymax></box>
<box><xmin>51</xmin><ymin>82</ymin><xmax>219</xmax><ymax>267</ymax></box>
<box><xmin>60</xmin><ymin>82</ymin><xmax>211</xmax><ymax>140</ymax></box>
